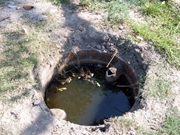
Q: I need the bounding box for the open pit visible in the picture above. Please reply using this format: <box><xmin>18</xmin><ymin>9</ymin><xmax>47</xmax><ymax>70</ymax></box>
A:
<box><xmin>42</xmin><ymin>50</ymin><xmax>139</xmax><ymax>126</ymax></box>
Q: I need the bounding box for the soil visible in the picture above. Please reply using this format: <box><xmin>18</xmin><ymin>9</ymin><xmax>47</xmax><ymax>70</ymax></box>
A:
<box><xmin>0</xmin><ymin>0</ymin><xmax>180</xmax><ymax>135</ymax></box>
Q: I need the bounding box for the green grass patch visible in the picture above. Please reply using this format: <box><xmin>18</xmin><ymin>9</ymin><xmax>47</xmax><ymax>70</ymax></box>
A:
<box><xmin>158</xmin><ymin>107</ymin><xmax>180</xmax><ymax>135</ymax></box>
<box><xmin>118</xmin><ymin>117</ymin><xmax>142</xmax><ymax>134</ymax></box>
<box><xmin>76</xmin><ymin>0</ymin><xmax>180</xmax><ymax>68</ymax></box>
<box><xmin>133</xmin><ymin>0</ymin><xmax>180</xmax><ymax>68</ymax></box>
<box><xmin>79</xmin><ymin>0</ymin><xmax>130</xmax><ymax>25</ymax></box>
<box><xmin>144</xmin><ymin>76</ymin><xmax>171</xmax><ymax>99</ymax></box>
<box><xmin>0</xmin><ymin>29</ymin><xmax>38</xmax><ymax>100</ymax></box>
<box><xmin>118</xmin><ymin>117</ymin><xmax>156</xmax><ymax>135</ymax></box>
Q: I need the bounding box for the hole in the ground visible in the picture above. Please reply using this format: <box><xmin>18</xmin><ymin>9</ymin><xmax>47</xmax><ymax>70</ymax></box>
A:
<box><xmin>44</xmin><ymin>50</ymin><xmax>139</xmax><ymax>126</ymax></box>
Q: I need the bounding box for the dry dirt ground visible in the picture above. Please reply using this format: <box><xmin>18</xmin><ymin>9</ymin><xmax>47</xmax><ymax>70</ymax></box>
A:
<box><xmin>0</xmin><ymin>0</ymin><xmax>180</xmax><ymax>135</ymax></box>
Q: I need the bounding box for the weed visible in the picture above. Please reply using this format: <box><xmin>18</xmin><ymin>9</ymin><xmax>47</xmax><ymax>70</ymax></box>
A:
<box><xmin>118</xmin><ymin>117</ymin><xmax>154</xmax><ymax>135</ymax></box>
<box><xmin>106</xmin><ymin>1</ymin><xmax>129</xmax><ymax>24</ymax></box>
<box><xmin>79</xmin><ymin>0</ymin><xmax>130</xmax><ymax>24</ymax></box>
<box><xmin>118</xmin><ymin>109</ymin><xmax>180</xmax><ymax>135</ymax></box>
<box><xmin>0</xmin><ymin>29</ymin><xmax>38</xmax><ymax>100</ymax></box>
<box><xmin>133</xmin><ymin>0</ymin><xmax>180</xmax><ymax>68</ymax></box>
<box><xmin>78</xmin><ymin>0</ymin><xmax>180</xmax><ymax>68</ymax></box>
<box><xmin>158</xmin><ymin>107</ymin><xmax>180</xmax><ymax>135</ymax></box>
<box><xmin>144</xmin><ymin>77</ymin><xmax>171</xmax><ymax>99</ymax></box>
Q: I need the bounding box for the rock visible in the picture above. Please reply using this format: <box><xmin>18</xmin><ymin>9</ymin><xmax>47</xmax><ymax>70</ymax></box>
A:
<box><xmin>33</xmin><ymin>99</ymin><xmax>41</xmax><ymax>106</ymax></box>
<box><xmin>50</xmin><ymin>108</ymin><xmax>67</xmax><ymax>120</ymax></box>
<box><xmin>119</xmin><ymin>25</ymin><xmax>124</xmax><ymax>30</ymax></box>
<box><xmin>95</xmin><ymin>45</ymin><xmax>101</xmax><ymax>50</ymax></box>
<box><xmin>23</xmin><ymin>27</ymin><xmax>28</xmax><ymax>34</ymax></box>
<box><xmin>37</xmin><ymin>15</ymin><xmax>47</xmax><ymax>21</ymax></box>
<box><xmin>8</xmin><ymin>4</ymin><xmax>16</xmax><ymax>9</ymax></box>
<box><xmin>16</xmin><ymin>7</ymin><xmax>21</xmax><ymax>10</ymax></box>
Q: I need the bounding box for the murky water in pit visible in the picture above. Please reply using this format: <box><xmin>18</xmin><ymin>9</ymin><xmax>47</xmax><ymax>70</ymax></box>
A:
<box><xmin>46</xmin><ymin>69</ymin><xmax>131</xmax><ymax>125</ymax></box>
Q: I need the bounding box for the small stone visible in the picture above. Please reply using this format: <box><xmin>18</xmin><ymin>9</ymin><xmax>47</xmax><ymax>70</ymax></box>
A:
<box><xmin>23</xmin><ymin>27</ymin><xmax>28</xmax><ymax>34</ymax></box>
<box><xmin>119</xmin><ymin>25</ymin><xmax>124</xmax><ymax>30</ymax></box>
<box><xmin>166</xmin><ymin>89</ymin><xmax>172</xmax><ymax>95</ymax></box>
<box><xmin>102</xmin><ymin>45</ymin><xmax>105</xmax><ymax>50</ymax></box>
<box><xmin>50</xmin><ymin>108</ymin><xmax>66</xmax><ymax>120</ymax></box>
<box><xmin>10</xmin><ymin>111</ymin><xmax>16</xmax><ymax>115</ymax></box>
<box><xmin>95</xmin><ymin>45</ymin><xmax>101</xmax><ymax>50</ymax></box>
<box><xmin>16</xmin><ymin>7</ymin><xmax>21</xmax><ymax>10</ymax></box>
<box><xmin>37</xmin><ymin>15</ymin><xmax>47</xmax><ymax>21</ymax></box>
<box><xmin>135</xmin><ymin>48</ymin><xmax>140</xmax><ymax>53</ymax></box>
<box><xmin>161</xmin><ymin>1</ymin><xmax>165</xmax><ymax>4</ymax></box>
<box><xmin>33</xmin><ymin>100</ymin><xmax>41</xmax><ymax>106</ymax></box>
<box><xmin>103</xmin><ymin>50</ymin><xmax>107</xmax><ymax>53</ymax></box>
<box><xmin>8</xmin><ymin>4</ymin><xmax>16</xmax><ymax>9</ymax></box>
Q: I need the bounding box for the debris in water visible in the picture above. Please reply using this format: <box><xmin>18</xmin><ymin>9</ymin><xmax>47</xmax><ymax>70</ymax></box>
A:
<box><xmin>57</xmin><ymin>87</ymin><xmax>67</xmax><ymax>91</ymax></box>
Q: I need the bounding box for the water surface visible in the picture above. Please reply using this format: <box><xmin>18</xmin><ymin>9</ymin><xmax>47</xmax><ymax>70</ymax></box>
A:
<box><xmin>46</xmin><ymin>76</ymin><xmax>131</xmax><ymax>125</ymax></box>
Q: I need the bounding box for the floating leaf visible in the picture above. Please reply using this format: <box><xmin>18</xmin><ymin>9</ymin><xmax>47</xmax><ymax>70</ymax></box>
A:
<box><xmin>96</xmin><ymin>82</ymin><xmax>101</xmax><ymax>87</ymax></box>
<box><xmin>90</xmin><ymin>73</ymin><xmax>94</xmax><ymax>77</ymax></box>
<box><xmin>57</xmin><ymin>87</ymin><xmax>67</xmax><ymax>91</ymax></box>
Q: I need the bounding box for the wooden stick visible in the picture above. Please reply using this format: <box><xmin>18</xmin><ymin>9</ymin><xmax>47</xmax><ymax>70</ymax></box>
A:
<box><xmin>106</xmin><ymin>48</ymin><xmax>118</xmax><ymax>68</ymax></box>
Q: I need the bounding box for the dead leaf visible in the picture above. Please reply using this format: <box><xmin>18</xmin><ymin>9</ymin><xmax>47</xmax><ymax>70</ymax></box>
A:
<box><xmin>23</xmin><ymin>5</ymin><xmax>34</xmax><ymax>10</ymax></box>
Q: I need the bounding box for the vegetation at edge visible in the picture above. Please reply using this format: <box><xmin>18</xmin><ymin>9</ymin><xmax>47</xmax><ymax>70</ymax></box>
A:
<box><xmin>158</xmin><ymin>107</ymin><xmax>180</xmax><ymax>135</ymax></box>
<box><xmin>52</xmin><ymin>0</ymin><xmax>180</xmax><ymax>69</ymax></box>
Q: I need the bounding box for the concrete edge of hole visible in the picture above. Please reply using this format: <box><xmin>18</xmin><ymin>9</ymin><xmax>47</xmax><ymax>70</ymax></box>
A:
<box><xmin>35</xmin><ymin>49</ymin><xmax>140</xmax><ymax>124</ymax></box>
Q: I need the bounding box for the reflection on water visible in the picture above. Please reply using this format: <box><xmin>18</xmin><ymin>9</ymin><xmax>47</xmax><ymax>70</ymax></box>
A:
<box><xmin>46</xmin><ymin>75</ymin><xmax>131</xmax><ymax>125</ymax></box>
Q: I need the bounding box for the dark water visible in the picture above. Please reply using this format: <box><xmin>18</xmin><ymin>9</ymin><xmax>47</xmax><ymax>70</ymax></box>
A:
<box><xmin>46</xmin><ymin>75</ymin><xmax>131</xmax><ymax>125</ymax></box>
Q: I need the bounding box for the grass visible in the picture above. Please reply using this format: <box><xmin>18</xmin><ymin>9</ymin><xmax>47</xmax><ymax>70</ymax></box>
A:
<box><xmin>0</xmin><ymin>29</ymin><xmax>38</xmax><ymax>100</ymax></box>
<box><xmin>117</xmin><ymin>117</ymin><xmax>157</xmax><ymax>135</ymax></box>
<box><xmin>133</xmin><ymin>0</ymin><xmax>180</xmax><ymax>68</ymax></box>
<box><xmin>0</xmin><ymin>20</ymin><xmax>56</xmax><ymax>100</ymax></box>
<box><xmin>75</xmin><ymin>0</ymin><xmax>180</xmax><ymax>68</ymax></box>
<box><xmin>116</xmin><ymin>117</ymin><xmax>143</xmax><ymax>134</ymax></box>
<box><xmin>144</xmin><ymin>77</ymin><xmax>171</xmax><ymax>99</ymax></box>
<box><xmin>117</xmin><ymin>108</ymin><xmax>180</xmax><ymax>135</ymax></box>
<box><xmin>158</xmin><ymin>107</ymin><xmax>180</xmax><ymax>135</ymax></box>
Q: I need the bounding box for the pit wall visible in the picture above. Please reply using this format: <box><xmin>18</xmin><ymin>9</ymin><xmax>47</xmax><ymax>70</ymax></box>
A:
<box><xmin>37</xmin><ymin>50</ymin><xmax>139</xmax><ymax>101</ymax></box>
